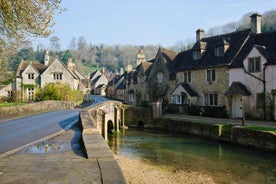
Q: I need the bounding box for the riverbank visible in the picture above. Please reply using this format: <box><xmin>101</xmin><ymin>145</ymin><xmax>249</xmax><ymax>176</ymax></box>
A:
<box><xmin>114</xmin><ymin>154</ymin><xmax>215</xmax><ymax>184</ymax></box>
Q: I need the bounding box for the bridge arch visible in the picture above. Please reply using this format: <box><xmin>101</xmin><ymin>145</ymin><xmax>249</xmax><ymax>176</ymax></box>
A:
<box><xmin>107</xmin><ymin>120</ymin><xmax>114</xmax><ymax>133</ymax></box>
<box><xmin>86</xmin><ymin>100</ymin><xmax>124</xmax><ymax>140</ymax></box>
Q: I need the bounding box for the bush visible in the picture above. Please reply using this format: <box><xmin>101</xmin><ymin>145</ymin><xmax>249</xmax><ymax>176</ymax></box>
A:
<box><xmin>35</xmin><ymin>83</ymin><xmax>83</xmax><ymax>102</ymax></box>
<box><xmin>139</xmin><ymin>100</ymin><xmax>150</xmax><ymax>107</ymax></box>
<box><xmin>187</xmin><ymin>105</ymin><xmax>202</xmax><ymax>116</ymax></box>
<box><xmin>203</xmin><ymin>106</ymin><xmax>228</xmax><ymax>118</ymax></box>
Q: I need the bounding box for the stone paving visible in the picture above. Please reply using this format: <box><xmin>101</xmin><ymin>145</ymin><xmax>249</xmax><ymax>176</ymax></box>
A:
<box><xmin>0</xmin><ymin>122</ymin><xmax>125</xmax><ymax>184</ymax></box>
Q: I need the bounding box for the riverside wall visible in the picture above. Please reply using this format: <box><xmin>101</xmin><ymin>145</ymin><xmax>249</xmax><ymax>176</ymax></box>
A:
<box><xmin>0</xmin><ymin>101</ymin><xmax>75</xmax><ymax>120</ymax></box>
<box><xmin>125</xmin><ymin>107</ymin><xmax>276</xmax><ymax>153</ymax></box>
<box><xmin>78</xmin><ymin>109</ymin><xmax>126</xmax><ymax>184</ymax></box>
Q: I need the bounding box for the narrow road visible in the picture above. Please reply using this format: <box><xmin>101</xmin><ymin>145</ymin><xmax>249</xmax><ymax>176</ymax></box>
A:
<box><xmin>0</xmin><ymin>110</ymin><xmax>79</xmax><ymax>154</ymax></box>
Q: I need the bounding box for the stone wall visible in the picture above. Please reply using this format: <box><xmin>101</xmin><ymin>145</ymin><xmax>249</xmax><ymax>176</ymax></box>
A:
<box><xmin>0</xmin><ymin>101</ymin><xmax>74</xmax><ymax>120</ymax></box>
<box><xmin>176</xmin><ymin>66</ymin><xmax>229</xmax><ymax>107</ymax></box>
<box><xmin>124</xmin><ymin>107</ymin><xmax>276</xmax><ymax>153</ymax></box>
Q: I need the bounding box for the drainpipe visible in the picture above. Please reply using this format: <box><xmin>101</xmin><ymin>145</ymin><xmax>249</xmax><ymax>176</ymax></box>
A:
<box><xmin>263</xmin><ymin>65</ymin><xmax>267</xmax><ymax>120</ymax></box>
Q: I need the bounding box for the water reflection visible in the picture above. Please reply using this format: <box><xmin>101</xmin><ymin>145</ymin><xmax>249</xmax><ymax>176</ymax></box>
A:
<box><xmin>108</xmin><ymin>129</ymin><xmax>276</xmax><ymax>184</ymax></box>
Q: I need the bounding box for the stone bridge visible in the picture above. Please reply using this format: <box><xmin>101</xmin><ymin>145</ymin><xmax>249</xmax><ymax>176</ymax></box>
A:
<box><xmin>82</xmin><ymin>100</ymin><xmax>124</xmax><ymax>140</ymax></box>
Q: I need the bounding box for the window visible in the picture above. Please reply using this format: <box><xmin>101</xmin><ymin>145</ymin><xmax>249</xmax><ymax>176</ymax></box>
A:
<box><xmin>28</xmin><ymin>73</ymin><xmax>34</xmax><ymax>79</ymax></box>
<box><xmin>53</xmin><ymin>73</ymin><xmax>63</xmax><ymax>80</ymax></box>
<box><xmin>206</xmin><ymin>69</ymin><xmax>216</xmax><ymax>83</ymax></box>
<box><xmin>28</xmin><ymin>88</ymin><xmax>34</xmax><ymax>101</ymax></box>
<box><xmin>248</xmin><ymin>57</ymin><xmax>261</xmax><ymax>72</ymax></box>
<box><xmin>215</xmin><ymin>46</ymin><xmax>224</xmax><ymax>56</ymax></box>
<box><xmin>171</xmin><ymin>95</ymin><xmax>181</xmax><ymax>104</ymax></box>
<box><xmin>256</xmin><ymin>93</ymin><xmax>264</xmax><ymax>109</ymax></box>
<box><xmin>7</xmin><ymin>91</ymin><xmax>13</xmax><ymax>98</ymax></box>
<box><xmin>184</xmin><ymin>72</ymin><xmax>191</xmax><ymax>83</ymax></box>
<box><xmin>157</xmin><ymin>72</ymin><xmax>163</xmax><ymax>84</ymax></box>
<box><xmin>193</xmin><ymin>50</ymin><xmax>201</xmax><ymax>60</ymax></box>
<box><xmin>128</xmin><ymin>93</ymin><xmax>135</xmax><ymax>102</ymax></box>
<box><xmin>204</xmin><ymin>93</ymin><xmax>218</xmax><ymax>106</ymax></box>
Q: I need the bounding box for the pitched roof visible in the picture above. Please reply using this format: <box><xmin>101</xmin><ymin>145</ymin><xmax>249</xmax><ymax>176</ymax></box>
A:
<box><xmin>175</xmin><ymin>29</ymin><xmax>251</xmax><ymax>71</ymax></box>
<box><xmin>171</xmin><ymin>82</ymin><xmax>198</xmax><ymax>97</ymax></box>
<box><xmin>231</xmin><ymin>30</ymin><xmax>276</xmax><ymax>68</ymax></box>
<box><xmin>225</xmin><ymin>82</ymin><xmax>251</xmax><ymax>96</ymax></box>
<box><xmin>16</xmin><ymin>60</ymin><xmax>47</xmax><ymax>77</ymax></box>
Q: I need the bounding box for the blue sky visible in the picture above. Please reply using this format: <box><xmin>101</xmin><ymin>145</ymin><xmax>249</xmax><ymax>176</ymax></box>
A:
<box><xmin>32</xmin><ymin>0</ymin><xmax>276</xmax><ymax>50</ymax></box>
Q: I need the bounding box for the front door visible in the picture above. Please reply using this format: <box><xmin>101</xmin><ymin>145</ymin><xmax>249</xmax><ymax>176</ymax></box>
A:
<box><xmin>232</xmin><ymin>95</ymin><xmax>243</xmax><ymax>118</ymax></box>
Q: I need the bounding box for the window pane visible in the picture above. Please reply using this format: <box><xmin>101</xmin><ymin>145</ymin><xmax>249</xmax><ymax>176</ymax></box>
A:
<box><xmin>212</xmin><ymin>69</ymin><xmax>216</xmax><ymax>81</ymax></box>
<box><xmin>210</xmin><ymin>94</ymin><xmax>214</xmax><ymax>105</ymax></box>
<box><xmin>207</xmin><ymin>70</ymin><xmax>211</xmax><ymax>82</ymax></box>
<box><xmin>205</xmin><ymin>94</ymin><xmax>209</xmax><ymax>105</ymax></box>
<box><xmin>214</xmin><ymin>94</ymin><xmax>218</xmax><ymax>105</ymax></box>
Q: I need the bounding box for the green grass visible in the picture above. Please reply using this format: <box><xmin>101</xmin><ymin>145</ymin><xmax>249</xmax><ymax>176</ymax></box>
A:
<box><xmin>245</xmin><ymin>125</ymin><xmax>276</xmax><ymax>133</ymax></box>
<box><xmin>0</xmin><ymin>102</ymin><xmax>27</xmax><ymax>107</ymax></box>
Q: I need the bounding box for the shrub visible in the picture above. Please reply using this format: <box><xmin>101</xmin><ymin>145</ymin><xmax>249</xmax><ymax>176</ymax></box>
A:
<box><xmin>203</xmin><ymin>106</ymin><xmax>228</xmax><ymax>118</ymax></box>
<box><xmin>187</xmin><ymin>105</ymin><xmax>202</xmax><ymax>116</ymax></box>
<box><xmin>139</xmin><ymin>100</ymin><xmax>150</xmax><ymax>107</ymax></box>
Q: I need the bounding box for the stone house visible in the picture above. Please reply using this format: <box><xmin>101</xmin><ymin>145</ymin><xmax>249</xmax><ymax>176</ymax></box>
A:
<box><xmin>226</xmin><ymin>14</ymin><xmax>276</xmax><ymax>119</ymax></box>
<box><xmin>146</xmin><ymin>47</ymin><xmax>177</xmax><ymax>104</ymax></box>
<box><xmin>13</xmin><ymin>51</ymin><xmax>87</xmax><ymax>101</ymax></box>
<box><xmin>172</xmin><ymin>24</ymin><xmax>251</xmax><ymax>113</ymax></box>
<box><xmin>126</xmin><ymin>60</ymin><xmax>153</xmax><ymax>106</ymax></box>
<box><xmin>90</xmin><ymin>72</ymin><xmax>108</xmax><ymax>96</ymax></box>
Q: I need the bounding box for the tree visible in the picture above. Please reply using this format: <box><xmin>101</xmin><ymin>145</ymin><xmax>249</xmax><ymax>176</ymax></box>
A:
<box><xmin>0</xmin><ymin>0</ymin><xmax>63</xmax><ymax>53</ymax></box>
<box><xmin>50</xmin><ymin>35</ymin><xmax>61</xmax><ymax>51</ymax></box>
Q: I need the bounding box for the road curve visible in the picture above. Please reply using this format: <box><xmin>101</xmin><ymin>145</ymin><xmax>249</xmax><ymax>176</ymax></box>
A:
<box><xmin>0</xmin><ymin>110</ymin><xmax>79</xmax><ymax>154</ymax></box>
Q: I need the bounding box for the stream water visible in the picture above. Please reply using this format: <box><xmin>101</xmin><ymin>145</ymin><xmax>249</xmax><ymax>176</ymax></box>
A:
<box><xmin>108</xmin><ymin>129</ymin><xmax>276</xmax><ymax>184</ymax></box>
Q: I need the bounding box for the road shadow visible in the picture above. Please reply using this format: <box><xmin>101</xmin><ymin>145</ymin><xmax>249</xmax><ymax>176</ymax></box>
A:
<box><xmin>59</xmin><ymin>116</ymin><xmax>87</xmax><ymax>158</ymax></box>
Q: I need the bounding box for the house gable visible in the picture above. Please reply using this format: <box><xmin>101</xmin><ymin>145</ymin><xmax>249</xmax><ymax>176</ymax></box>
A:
<box><xmin>40</xmin><ymin>59</ymin><xmax>76</xmax><ymax>89</ymax></box>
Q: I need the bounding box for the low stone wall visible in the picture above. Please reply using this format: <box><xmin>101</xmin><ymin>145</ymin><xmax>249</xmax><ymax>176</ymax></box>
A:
<box><xmin>79</xmin><ymin>109</ymin><xmax>126</xmax><ymax>184</ymax></box>
<box><xmin>231</xmin><ymin>127</ymin><xmax>276</xmax><ymax>153</ymax></box>
<box><xmin>124</xmin><ymin>107</ymin><xmax>276</xmax><ymax>153</ymax></box>
<box><xmin>0</xmin><ymin>100</ymin><xmax>74</xmax><ymax>120</ymax></box>
<box><xmin>0</xmin><ymin>101</ymin><xmax>74</xmax><ymax>120</ymax></box>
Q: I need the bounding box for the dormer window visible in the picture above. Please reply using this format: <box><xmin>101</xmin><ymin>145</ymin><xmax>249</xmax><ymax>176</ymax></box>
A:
<box><xmin>193</xmin><ymin>50</ymin><xmax>201</xmax><ymax>60</ymax></box>
<box><xmin>192</xmin><ymin>41</ymin><xmax>206</xmax><ymax>61</ymax></box>
<box><xmin>215</xmin><ymin>39</ymin><xmax>229</xmax><ymax>57</ymax></box>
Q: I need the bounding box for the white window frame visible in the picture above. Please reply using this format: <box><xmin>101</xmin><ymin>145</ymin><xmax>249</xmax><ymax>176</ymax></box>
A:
<box><xmin>128</xmin><ymin>93</ymin><xmax>135</xmax><ymax>102</ymax></box>
<box><xmin>28</xmin><ymin>73</ymin><xmax>34</xmax><ymax>80</ymax></box>
<box><xmin>184</xmin><ymin>71</ymin><xmax>191</xmax><ymax>83</ymax></box>
<box><xmin>206</xmin><ymin>69</ymin><xmax>216</xmax><ymax>83</ymax></box>
<box><xmin>248</xmin><ymin>57</ymin><xmax>261</xmax><ymax>73</ymax></box>
<box><xmin>157</xmin><ymin>72</ymin><xmax>163</xmax><ymax>84</ymax></box>
<box><xmin>53</xmin><ymin>73</ymin><xmax>63</xmax><ymax>80</ymax></box>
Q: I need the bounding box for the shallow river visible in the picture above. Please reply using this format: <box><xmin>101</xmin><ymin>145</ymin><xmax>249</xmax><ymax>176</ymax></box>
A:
<box><xmin>108</xmin><ymin>129</ymin><xmax>276</xmax><ymax>184</ymax></box>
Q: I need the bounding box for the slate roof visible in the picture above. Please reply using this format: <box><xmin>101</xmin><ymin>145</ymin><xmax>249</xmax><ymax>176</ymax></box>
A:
<box><xmin>171</xmin><ymin>82</ymin><xmax>199</xmax><ymax>97</ymax></box>
<box><xmin>225</xmin><ymin>82</ymin><xmax>251</xmax><ymax>96</ymax></box>
<box><xmin>175</xmin><ymin>29</ymin><xmax>251</xmax><ymax>71</ymax></box>
<box><xmin>108</xmin><ymin>75</ymin><xmax>121</xmax><ymax>86</ymax></box>
<box><xmin>16</xmin><ymin>61</ymin><xmax>47</xmax><ymax>77</ymax></box>
<box><xmin>230</xmin><ymin>30</ymin><xmax>276</xmax><ymax>68</ymax></box>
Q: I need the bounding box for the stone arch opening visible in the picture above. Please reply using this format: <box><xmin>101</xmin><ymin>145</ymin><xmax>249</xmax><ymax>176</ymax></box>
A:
<box><xmin>137</xmin><ymin>120</ymin><xmax>144</xmax><ymax>128</ymax></box>
<box><xmin>107</xmin><ymin>120</ymin><xmax>114</xmax><ymax>134</ymax></box>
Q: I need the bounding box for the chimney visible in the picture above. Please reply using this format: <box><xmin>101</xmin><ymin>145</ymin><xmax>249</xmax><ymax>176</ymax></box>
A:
<box><xmin>44</xmin><ymin>51</ymin><xmax>49</xmax><ymax>65</ymax></box>
<box><xmin>196</xmin><ymin>29</ymin><xmax>205</xmax><ymax>42</ymax></box>
<box><xmin>250</xmin><ymin>13</ymin><xmax>262</xmax><ymax>34</ymax></box>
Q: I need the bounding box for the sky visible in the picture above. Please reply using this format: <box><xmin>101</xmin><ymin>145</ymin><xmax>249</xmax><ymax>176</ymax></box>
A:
<box><xmin>31</xmin><ymin>0</ymin><xmax>276</xmax><ymax>50</ymax></box>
